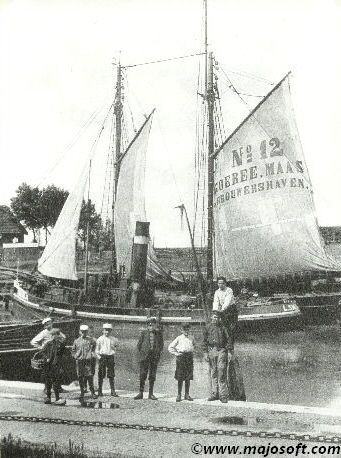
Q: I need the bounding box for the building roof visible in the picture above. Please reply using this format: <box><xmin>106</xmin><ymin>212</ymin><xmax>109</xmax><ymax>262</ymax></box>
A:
<box><xmin>0</xmin><ymin>205</ymin><xmax>27</xmax><ymax>235</ymax></box>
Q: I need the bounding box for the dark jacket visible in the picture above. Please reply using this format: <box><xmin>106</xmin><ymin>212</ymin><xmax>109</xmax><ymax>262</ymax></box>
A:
<box><xmin>137</xmin><ymin>330</ymin><xmax>164</xmax><ymax>362</ymax></box>
<box><xmin>41</xmin><ymin>337</ymin><xmax>65</xmax><ymax>370</ymax></box>
<box><xmin>202</xmin><ymin>323</ymin><xmax>234</xmax><ymax>352</ymax></box>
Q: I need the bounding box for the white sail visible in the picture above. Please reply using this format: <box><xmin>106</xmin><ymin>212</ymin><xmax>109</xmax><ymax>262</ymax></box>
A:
<box><xmin>38</xmin><ymin>165</ymin><xmax>88</xmax><ymax>280</ymax></box>
<box><xmin>114</xmin><ymin>111</ymin><xmax>173</xmax><ymax>281</ymax></box>
<box><xmin>213</xmin><ymin>74</ymin><xmax>341</xmax><ymax>280</ymax></box>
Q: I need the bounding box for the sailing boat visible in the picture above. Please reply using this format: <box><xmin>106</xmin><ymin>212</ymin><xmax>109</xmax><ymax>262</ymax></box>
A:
<box><xmin>14</xmin><ymin>1</ymin><xmax>341</xmax><ymax>329</ymax></box>
<box><xmin>12</xmin><ymin>79</ymin><xmax>305</xmax><ymax>330</ymax></box>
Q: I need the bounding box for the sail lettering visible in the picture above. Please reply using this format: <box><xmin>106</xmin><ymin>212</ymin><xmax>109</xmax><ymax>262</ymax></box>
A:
<box><xmin>232</xmin><ymin>138</ymin><xmax>286</xmax><ymax>164</ymax></box>
<box><xmin>277</xmin><ymin>162</ymin><xmax>284</xmax><ymax>174</ymax></box>
<box><xmin>214</xmin><ymin>166</ymin><xmax>259</xmax><ymax>193</ymax></box>
<box><xmin>266</xmin><ymin>162</ymin><xmax>275</xmax><ymax>176</ymax></box>
<box><xmin>269</xmin><ymin>138</ymin><xmax>283</xmax><ymax>157</ymax></box>
<box><xmin>214</xmin><ymin>177</ymin><xmax>305</xmax><ymax>207</ymax></box>
<box><xmin>296</xmin><ymin>161</ymin><xmax>304</xmax><ymax>173</ymax></box>
<box><xmin>232</xmin><ymin>148</ymin><xmax>243</xmax><ymax>167</ymax></box>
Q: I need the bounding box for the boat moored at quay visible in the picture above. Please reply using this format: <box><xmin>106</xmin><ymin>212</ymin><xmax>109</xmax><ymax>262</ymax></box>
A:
<box><xmin>6</xmin><ymin>1</ymin><xmax>341</xmax><ymax>331</ymax></box>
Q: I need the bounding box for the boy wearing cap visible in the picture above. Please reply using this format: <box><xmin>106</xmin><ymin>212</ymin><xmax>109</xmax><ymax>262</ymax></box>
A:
<box><xmin>31</xmin><ymin>317</ymin><xmax>66</xmax><ymax>394</ymax></box>
<box><xmin>134</xmin><ymin>317</ymin><xmax>164</xmax><ymax>400</ymax></box>
<box><xmin>41</xmin><ymin>328</ymin><xmax>66</xmax><ymax>405</ymax></box>
<box><xmin>96</xmin><ymin>323</ymin><xmax>119</xmax><ymax>397</ymax></box>
<box><xmin>72</xmin><ymin>324</ymin><xmax>98</xmax><ymax>401</ymax></box>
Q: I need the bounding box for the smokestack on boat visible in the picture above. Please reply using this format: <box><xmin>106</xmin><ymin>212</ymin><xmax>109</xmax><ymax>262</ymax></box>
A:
<box><xmin>130</xmin><ymin>221</ymin><xmax>150</xmax><ymax>307</ymax></box>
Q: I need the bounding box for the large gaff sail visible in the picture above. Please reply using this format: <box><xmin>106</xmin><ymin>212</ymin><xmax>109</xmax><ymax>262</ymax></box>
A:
<box><xmin>114</xmin><ymin>110</ymin><xmax>171</xmax><ymax>280</ymax></box>
<box><xmin>38</xmin><ymin>165</ymin><xmax>89</xmax><ymax>280</ymax></box>
<box><xmin>213</xmin><ymin>74</ymin><xmax>340</xmax><ymax>280</ymax></box>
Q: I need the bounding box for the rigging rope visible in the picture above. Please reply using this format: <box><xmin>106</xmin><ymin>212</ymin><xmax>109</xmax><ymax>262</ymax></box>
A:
<box><xmin>38</xmin><ymin>103</ymin><xmax>115</xmax><ymax>269</ymax></box>
<box><xmin>217</xmin><ymin>66</ymin><xmax>312</xmax><ymax>192</ymax></box>
<box><xmin>125</xmin><ymin>52</ymin><xmax>205</xmax><ymax>68</ymax></box>
<box><xmin>35</xmin><ymin>99</ymin><xmax>110</xmax><ymax>187</ymax></box>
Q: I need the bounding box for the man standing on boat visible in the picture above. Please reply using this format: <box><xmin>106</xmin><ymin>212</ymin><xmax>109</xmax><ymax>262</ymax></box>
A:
<box><xmin>134</xmin><ymin>317</ymin><xmax>164</xmax><ymax>400</ymax></box>
<box><xmin>213</xmin><ymin>276</ymin><xmax>238</xmax><ymax>339</ymax></box>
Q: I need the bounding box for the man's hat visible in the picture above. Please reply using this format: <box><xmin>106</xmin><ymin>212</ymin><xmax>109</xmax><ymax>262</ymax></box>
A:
<box><xmin>42</xmin><ymin>317</ymin><xmax>52</xmax><ymax>325</ymax></box>
<box><xmin>103</xmin><ymin>323</ymin><xmax>112</xmax><ymax>329</ymax></box>
<box><xmin>80</xmin><ymin>324</ymin><xmax>89</xmax><ymax>331</ymax></box>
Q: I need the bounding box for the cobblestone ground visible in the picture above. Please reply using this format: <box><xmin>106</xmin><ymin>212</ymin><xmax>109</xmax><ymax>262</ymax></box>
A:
<box><xmin>1</xmin><ymin>382</ymin><xmax>341</xmax><ymax>457</ymax></box>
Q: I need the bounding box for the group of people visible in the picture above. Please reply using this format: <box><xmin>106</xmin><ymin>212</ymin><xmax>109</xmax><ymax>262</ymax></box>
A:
<box><xmin>30</xmin><ymin>276</ymin><xmax>239</xmax><ymax>405</ymax></box>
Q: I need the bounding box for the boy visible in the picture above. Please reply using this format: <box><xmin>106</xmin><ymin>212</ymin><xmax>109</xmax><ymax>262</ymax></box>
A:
<box><xmin>134</xmin><ymin>317</ymin><xmax>163</xmax><ymax>400</ymax></box>
<box><xmin>168</xmin><ymin>323</ymin><xmax>194</xmax><ymax>402</ymax></box>
<box><xmin>31</xmin><ymin>317</ymin><xmax>66</xmax><ymax>393</ymax></box>
<box><xmin>71</xmin><ymin>324</ymin><xmax>98</xmax><ymax>401</ymax></box>
<box><xmin>41</xmin><ymin>328</ymin><xmax>66</xmax><ymax>405</ymax></box>
<box><xmin>96</xmin><ymin>323</ymin><xmax>119</xmax><ymax>396</ymax></box>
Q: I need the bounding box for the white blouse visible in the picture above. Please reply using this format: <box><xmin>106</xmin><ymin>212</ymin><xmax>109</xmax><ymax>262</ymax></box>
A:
<box><xmin>168</xmin><ymin>334</ymin><xmax>194</xmax><ymax>356</ymax></box>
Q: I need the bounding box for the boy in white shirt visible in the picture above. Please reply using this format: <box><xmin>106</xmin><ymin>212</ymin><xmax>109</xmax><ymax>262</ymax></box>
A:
<box><xmin>96</xmin><ymin>323</ymin><xmax>119</xmax><ymax>397</ymax></box>
<box><xmin>168</xmin><ymin>323</ymin><xmax>194</xmax><ymax>402</ymax></box>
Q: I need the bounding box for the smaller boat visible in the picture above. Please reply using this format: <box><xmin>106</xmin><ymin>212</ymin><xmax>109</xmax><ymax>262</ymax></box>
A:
<box><xmin>0</xmin><ymin>312</ymin><xmax>80</xmax><ymax>382</ymax></box>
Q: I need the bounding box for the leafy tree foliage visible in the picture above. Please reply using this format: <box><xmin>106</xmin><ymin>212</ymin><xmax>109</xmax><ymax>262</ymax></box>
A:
<box><xmin>78</xmin><ymin>199</ymin><xmax>102</xmax><ymax>250</ymax></box>
<box><xmin>10</xmin><ymin>183</ymin><xmax>41</xmax><ymax>241</ymax></box>
<box><xmin>11</xmin><ymin>183</ymin><xmax>108</xmax><ymax>251</ymax></box>
<box><xmin>39</xmin><ymin>185</ymin><xmax>69</xmax><ymax>229</ymax></box>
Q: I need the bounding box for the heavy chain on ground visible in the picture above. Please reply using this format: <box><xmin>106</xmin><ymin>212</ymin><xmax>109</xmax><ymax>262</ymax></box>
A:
<box><xmin>0</xmin><ymin>415</ymin><xmax>340</xmax><ymax>444</ymax></box>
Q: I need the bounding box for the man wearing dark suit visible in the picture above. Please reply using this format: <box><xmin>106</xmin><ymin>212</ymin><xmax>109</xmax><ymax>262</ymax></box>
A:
<box><xmin>134</xmin><ymin>317</ymin><xmax>164</xmax><ymax>400</ymax></box>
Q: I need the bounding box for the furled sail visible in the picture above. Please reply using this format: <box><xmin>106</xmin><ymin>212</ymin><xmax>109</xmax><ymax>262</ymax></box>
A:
<box><xmin>38</xmin><ymin>165</ymin><xmax>89</xmax><ymax>280</ymax></box>
<box><xmin>213</xmin><ymin>73</ymin><xmax>341</xmax><ymax>280</ymax></box>
<box><xmin>114</xmin><ymin>110</ymin><xmax>173</xmax><ymax>281</ymax></box>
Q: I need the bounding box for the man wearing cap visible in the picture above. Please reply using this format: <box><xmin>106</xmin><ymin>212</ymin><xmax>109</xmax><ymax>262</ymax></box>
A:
<box><xmin>202</xmin><ymin>312</ymin><xmax>234</xmax><ymax>403</ymax></box>
<box><xmin>30</xmin><ymin>317</ymin><xmax>66</xmax><ymax>349</ymax></box>
<box><xmin>96</xmin><ymin>323</ymin><xmax>119</xmax><ymax>397</ymax></box>
<box><xmin>31</xmin><ymin>317</ymin><xmax>66</xmax><ymax>393</ymax></box>
<box><xmin>134</xmin><ymin>317</ymin><xmax>164</xmax><ymax>400</ymax></box>
<box><xmin>72</xmin><ymin>324</ymin><xmax>98</xmax><ymax>401</ymax></box>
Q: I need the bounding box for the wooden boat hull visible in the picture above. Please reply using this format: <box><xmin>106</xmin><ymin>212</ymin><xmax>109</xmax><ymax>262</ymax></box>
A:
<box><xmin>0</xmin><ymin>316</ymin><xmax>80</xmax><ymax>382</ymax></box>
<box><xmin>294</xmin><ymin>293</ymin><xmax>341</xmax><ymax>324</ymax></box>
<box><xmin>11</xmin><ymin>281</ymin><xmax>302</xmax><ymax>335</ymax></box>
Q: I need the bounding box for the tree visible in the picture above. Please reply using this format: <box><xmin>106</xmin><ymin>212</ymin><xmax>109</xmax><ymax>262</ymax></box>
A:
<box><xmin>39</xmin><ymin>185</ymin><xmax>69</xmax><ymax>243</ymax></box>
<box><xmin>11</xmin><ymin>183</ymin><xmax>69</xmax><ymax>243</ymax></box>
<box><xmin>78</xmin><ymin>199</ymin><xmax>102</xmax><ymax>250</ymax></box>
<box><xmin>11</xmin><ymin>182</ymin><xmax>105</xmax><ymax>249</ymax></box>
<box><xmin>11</xmin><ymin>183</ymin><xmax>41</xmax><ymax>242</ymax></box>
<box><xmin>97</xmin><ymin>218</ymin><xmax>112</xmax><ymax>251</ymax></box>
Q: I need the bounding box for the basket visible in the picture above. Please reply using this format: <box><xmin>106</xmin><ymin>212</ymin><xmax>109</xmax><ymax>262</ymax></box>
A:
<box><xmin>31</xmin><ymin>351</ymin><xmax>47</xmax><ymax>371</ymax></box>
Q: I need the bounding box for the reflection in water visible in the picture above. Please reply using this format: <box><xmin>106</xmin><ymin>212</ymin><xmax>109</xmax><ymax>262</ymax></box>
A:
<box><xmin>211</xmin><ymin>415</ymin><xmax>312</xmax><ymax>431</ymax></box>
<box><xmin>113</xmin><ymin>325</ymin><xmax>341</xmax><ymax>408</ymax></box>
<box><xmin>79</xmin><ymin>401</ymin><xmax>119</xmax><ymax>409</ymax></box>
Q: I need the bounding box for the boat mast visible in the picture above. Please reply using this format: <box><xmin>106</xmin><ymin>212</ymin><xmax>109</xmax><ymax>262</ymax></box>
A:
<box><xmin>111</xmin><ymin>60</ymin><xmax>123</xmax><ymax>276</ymax></box>
<box><xmin>84</xmin><ymin>160</ymin><xmax>92</xmax><ymax>293</ymax></box>
<box><xmin>205</xmin><ymin>0</ymin><xmax>215</xmax><ymax>295</ymax></box>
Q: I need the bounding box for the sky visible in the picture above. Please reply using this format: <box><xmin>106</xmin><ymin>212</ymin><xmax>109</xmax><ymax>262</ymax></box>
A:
<box><xmin>0</xmin><ymin>0</ymin><xmax>341</xmax><ymax>247</ymax></box>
